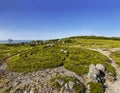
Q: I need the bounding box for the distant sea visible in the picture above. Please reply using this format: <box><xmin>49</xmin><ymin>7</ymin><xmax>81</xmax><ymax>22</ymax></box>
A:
<box><xmin>0</xmin><ymin>40</ymin><xmax>32</xmax><ymax>44</ymax></box>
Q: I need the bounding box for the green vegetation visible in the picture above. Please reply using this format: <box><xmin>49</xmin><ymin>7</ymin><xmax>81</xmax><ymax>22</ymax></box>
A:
<box><xmin>88</xmin><ymin>82</ymin><xmax>104</xmax><ymax>93</ymax></box>
<box><xmin>0</xmin><ymin>44</ymin><xmax>32</xmax><ymax>63</ymax></box>
<box><xmin>61</xmin><ymin>36</ymin><xmax>120</xmax><ymax>48</ymax></box>
<box><xmin>0</xmin><ymin>36</ymin><xmax>119</xmax><ymax>93</ymax></box>
<box><xmin>0</xmin><ymin>36</ymin><xmax>117</xmax><ymax>75</ymax></box>
<box><xmin>64</xmin><ymin>48</ymin><xmax>116</xmax><ymax>76</ymax></box>
<box><xmin>67</xmin><ymin>36</ymin><xmax>120</xmax><ymax>40</ymax></box>
<box><xmin>0</xmin><ymin>36</ymin><xmax>116</xmax><ymax>76</ymax></box>
<box><xmin>51</xmin><ymin>75</ymin><xmax>84</xmax><ymax>93</ymax></box>
<box><xmin>111</xmin><ymin>50</ymin><xmax>120</xmax><ymax>67</ymax></box>
<box><xmin>7</xmin><ymin>46</ymin><xmax>66</xmax><ymax>72</ymax></box>
<box><xmin>6</xmin><ymin>45</ymin><xmax>115</xmax><ymax>76</ymax></box>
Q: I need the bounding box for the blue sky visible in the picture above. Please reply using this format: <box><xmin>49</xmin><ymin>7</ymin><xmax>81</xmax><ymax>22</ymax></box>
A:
<box><xmin>0</xmin><ymin>0</ymin><xmax>120</xmax><ymax>40</ymax></box>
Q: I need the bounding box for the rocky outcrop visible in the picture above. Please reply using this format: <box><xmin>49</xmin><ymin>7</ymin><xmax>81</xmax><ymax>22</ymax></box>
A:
<box><xmin>0</xmin><ymin>63</ymin><xmax>84</xmax><ymax>93</ymax></box>
<box><xmin>87</xmin><ymin>64</ymin><xmax>106</xmax><ymax>93</ymax></box>
<box><xmin>52</xmin><ymin>76</ymin><xmax>85</xmax><ymax>93</ymax></box>
<box><xmin>87</xmin><ymin>64</ymin><xmax>105</xmax><ymax>83</ymax></box>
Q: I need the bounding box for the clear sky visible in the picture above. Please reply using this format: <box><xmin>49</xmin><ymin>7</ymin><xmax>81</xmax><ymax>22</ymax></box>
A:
<box><xmin>0</xmin><ymin>0</ymin><xmax>120</xmax><ymax>40</ymax></box>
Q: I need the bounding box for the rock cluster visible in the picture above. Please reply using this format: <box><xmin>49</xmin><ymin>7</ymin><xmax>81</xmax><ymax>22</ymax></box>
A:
<box><xmin>87</xmin><ymin>64</ymin><xmax>105</xmax><ymax>83</ymax></box>
<box><xmin>53</xmin><ymin>76</ymin><xmax>85</xmax><ymax>93</ymax></box>
<box><xmin>0</xmin><ymin>63</ymin><xmax>84</xmax><ymax>93</ymax></box>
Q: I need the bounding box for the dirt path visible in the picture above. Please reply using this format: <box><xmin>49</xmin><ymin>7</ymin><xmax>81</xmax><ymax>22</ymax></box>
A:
<box><xmin>90</xmin><ymin>48</ymin><xmax>120</xmax><ymax>93</ymax></box>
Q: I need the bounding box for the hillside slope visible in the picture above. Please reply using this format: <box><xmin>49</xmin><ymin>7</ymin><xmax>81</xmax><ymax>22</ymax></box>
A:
<box><xmin>1</xmin><ymin>36</ymin><xmax>120</xmax><ymax>93</ymax></box>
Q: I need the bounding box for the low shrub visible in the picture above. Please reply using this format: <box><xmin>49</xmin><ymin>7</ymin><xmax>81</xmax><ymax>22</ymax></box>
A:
<box><xmin>88</xmin><ymin>82</ymin><xmax>104</xmax><ymax>93</ymax></box>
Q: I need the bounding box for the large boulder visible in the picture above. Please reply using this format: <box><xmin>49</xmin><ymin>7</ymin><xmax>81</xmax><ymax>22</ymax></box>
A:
<box><xmin>87</xmin><ymin>64</ymin><xmax>100</xmax><ymax>82</ymax></box>
<box><xmin>87</xmin><ymin>64</ymin><xmax>106</xmax><ymax>83</ymax></box>
<box><xmin>96</xmin><ymin>64</ymin><xmax>105</xmax><ymax>72</ymax></box>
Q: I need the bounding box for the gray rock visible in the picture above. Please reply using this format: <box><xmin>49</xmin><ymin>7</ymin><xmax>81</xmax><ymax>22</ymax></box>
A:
<box><xmin>68</xmin><ymin>81</ymin><xmax>75</xmax><ymax>89</ymax></box>
<box><xmin>60</xmin><ymin>49</ymin><xmax>68</xmax><ymax>53</ymax></box>
<box><xmin>64</xmin><ymin>83</ymin><xmax>68</xmax><ymax>89</ymax></box>
<box><xmin>87</xmin><ymin>64</ymin><xmax>100</xmax><ymax>82</ymax></box>
<box><xmin>55</xmin><ymin>78</ymin><xmax>64</xmax><ymax>86</ymax></box>
<box><xmin>96</xmin><ymin>64</ymin><xmax>105</xmax><ymax>72</ymax></box>
<box><xmin>89</xmin><ymin>64</ymin><xmax>99</xmax><ymax>75</ymax></box>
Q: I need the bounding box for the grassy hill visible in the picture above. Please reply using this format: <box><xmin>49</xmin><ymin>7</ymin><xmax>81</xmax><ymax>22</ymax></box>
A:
<box><xmin>0</xmin><ymin>36</ymin><xmax>119</xmax><ymax>74</ymax></box>
<box><xmin>60</xmin><ymin>36</ymin><xmax>120</xmax><ymax>48</ymax></box>
<box><xmin>4</xmin><ymin>45</ymin><xmax>115</xmax><ymax>77</ymax></box>
<box><xmin>1</xmin><ymin>36</ymin><xmax>120</xmax><ymax>93</ymax></box>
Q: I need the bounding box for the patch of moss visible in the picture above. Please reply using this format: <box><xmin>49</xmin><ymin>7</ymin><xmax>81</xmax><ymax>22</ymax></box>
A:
<box><xmin>88</xmin><ymin>82</ymin><xmax>104</xmax><ymax>93</ymax></box>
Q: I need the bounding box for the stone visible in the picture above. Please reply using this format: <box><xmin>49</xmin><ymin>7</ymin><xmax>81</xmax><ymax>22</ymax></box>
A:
<box><xmin>87</xmin><ymin>64</ymin><xmax>100</xmax><ymax>82</ymax></box>
<box><xmin>65</xmin><ymin>83</ymin><xmax>68</xmax><ymax>89</ymax></box>
<box><xmin>60</xmin><ymin>86</ymin><xmax>65</xmax><ymax>93</ymax></box>
<box><xmin>30</xmin><ymin>87</ymin><xmax>35</xmax><ymax>93</ymax></box>
<box><xmin>55</xmin><ymin>78</ymin><xmax>64</xmax><ymax>86</ymax></box>
<box><xmin>68</xmin><ymin>81</ymin><xmax>75</xmax><ymax>89</ymax></box>
<box><xmin>96</xmin><ymin>64</ymin><xmax>105</xmax><ymax>72</ymax></box>
<box><xmin>60</xmin><ymin>49</ymin><xmax>68</xmax><ymax>53</ymax></box>
<box><xmin>89</xmin><ymin>64</ymin><xmax>99</xmax><ymax>75</ymax></box>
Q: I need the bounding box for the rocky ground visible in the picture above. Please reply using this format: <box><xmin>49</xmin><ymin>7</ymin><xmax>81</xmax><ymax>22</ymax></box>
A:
<box><xmin>0</xmin><ymin>48</ymin><xmax>120</xmax><ymax>93</ymax></box>
<box><xmin>0</xmin><ymin>61</ymin><xmax>84</xmax><ymax>93</ymax></box>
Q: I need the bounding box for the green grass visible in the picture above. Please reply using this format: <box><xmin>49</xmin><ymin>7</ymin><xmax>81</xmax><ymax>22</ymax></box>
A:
<box><xmin>0</xmin><ymin>44</ymin><xmax>33</xmax><ymax>63</ymax></box>
<box><xmin>88</xmin><ymin>82</ymin><xmax>104</xmax><ymax>93</ymax></box>
<box><xmin>6</xmin><ymin>45</ymin><xmax>116</xmax><ymax>77</ymax></box>
<box><xmin>64</xmin><ymin>48</ymin><xmax>116</xmax><ymax>76</ymax></box>
<box><xmin>7</xmin><ymin>46</ymin><xmax>66</xmax><ymax>72</ymax></box>
<box><xmin>60</xmin><ymin>37</ymin><xmax>120</xmax><ymax>48</ymax></box>
<box><xmin>0</xmin><ymin>36</ymin><xmax>117</xmax><ymax>76</ymax></box>
<box><xmin>0</xmin><ymin>36</ymin><xmax>118</xmax><ymax>93</ymax></box>
<box><xmin>111</xmin><ymin>50</ymin><xmax>120</xmax><ymax>67</ymax></box>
